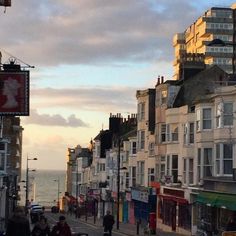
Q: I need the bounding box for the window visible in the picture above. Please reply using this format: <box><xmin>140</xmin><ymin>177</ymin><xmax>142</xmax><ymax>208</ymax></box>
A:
<box><xmin>161</xmin><ymin>90</ymin><xmax>167</xmax><ymax>104</ymax></box>
<box><xmin>216</xmin><ymin>103</ymin><xmax>223</xmax><ymax>128</ymax></box>
<box><xmin>156</xmin><ymin>156</ymin><xmax>166</xmax><ymax>181</ymax></box>
<box><xmin>78</xmin><ymin>173</ymin><xmax>82</xmax><ymax>183</ymax></box>
<box><xmin>183</xmin><ymin>158</ymin><xmax>193</xmax><ymax>185</ymax></box>
<box><xmin>138</xmin><ymin>130</ymin><xmax>145</xmax><ymax>150</ymax></box>
<box><xmin>172</xmin><ymin>155</ymin><xmax>178</xmax><ymax>183</ymax></box>
<box><xmin>189</xmin><ymin>158</ymin><xmax>193</xmax><ymax>184</ymax></box>
<box><xmin>130</xmin><ymin>141</ymin><xmax>137</xmax><ymax>155</ymax></box>
<box><xmin>203</xmin><ymin>148</ymin><xmax>213</xmax><ymax>177</ymax></box>
<box><xmin>100</xmin><ymin>163</ymin><xmax>105</xmax><ymax>171</ymax></box>
<box><xmin>166</xmin><ymin>155</ymin><xmax>178</xmax><ymax>183</ymax></box>
<box><xmin>0</xmin><ymin>153</ymin><xmax>5</xmax><ymax>171</ymax></box>
<box><xmin>196</xmin><ymin>108</ymin><xmax>212</xmax><ymax>131</ymax></box>
<box><xmin>132</xmin><ymin>166</ymin><xmax>136</xmax><ymax>186</ymax></box>
<box><xmin>197</xmin><ymin>148</ymin><xmax>213</xmax><ymax>183</ymax></box>
<box><xmin>138</xmin><ymin>102</ymin><xmax>145</xmax><ymax>121</ymax></box>
<box><xmin>129</xmin><ymin>166</ymin><xmax>136</xmax><ymax>187</ymax></box>
<box><xmin>0</xmin><ymin>143</ymin><xmax>5</xmax><ymax>150</ymax></box>
<box><xmin>161</xmin><ymin>124</ymin><xmax>166</xmax><ymax>142</ymax></box>
<box><xmin>224</xmin><ymin>103</ymin><xmax>233</xmax><ymax>126</ymax></box>
<box><xmin>184</xmin><ymin>123</ymin><xmax>194</xmax><ymax>144</ymax></box>
<box><xmin>184</xmin><ymin>124</ymin><xmax>188</xmax><ymax>144</ymax></box>
<box><xmin>166</xmin><ymin>155</ymin><xmax>170</xmax><ymax>175</ymax></box>
<box><xmin>196</xmin><ymin>109</ymin><xmax>200</xmax><ymax>131</ymax></box>
<box><xmin>137</xmin><ymin>161</ymin><xmax>145</xmax><ymax>185</ymax></box>
<box><xmin>183</xmin><ymin>159</ymin><xmax>187</xmax><ymax>184</ymax></box>
<box><xmin>171</xmin><ymin>124</ymin><xmax>178</xmax><ymax>141</ymax></box>
<box><xmin>197</xmin><ymin>149</ymin><xmax>201</xmax><ymax>184</ymax></box>
<box><xmin>216</xmin><ymin>102</ymin><xmax>233</xmax><ymax>127</ymax></box>
<box><xmin>161</xmin><ymin>124</ymin><xmax>177</xmax><ymax>142</ymax></box>
<box><xmin>148</xmin><ymin>168</ymin><xmax>155</xmax><ymax>183</ymax></box>
<box><xmin>149</xmin><ymin>142</ymin><xmax>155</xmax><ymax>156</ymax></box>
<box><xmin>183</xmin><ymin>158</ymin><xmax>194</xmax><ymax>186</ymax></box>
<box><xmin>166</xmin><ymin>124</ymin><xmax>170</xmax><ymax>142</ymax></box>
<box><xmin>203</xmin><ymin>108</ymin><xmax>212</xmax><ymax>129</ymax></box>
<box><xmin>216</xmin><ymin>143</ymin><xmax>233</xmax><ymax>175</ymax></box>
<box><xmin>189</xmin><ymin>123</ymin><xmax>194</xmax><ymax>143</ymax></box>
<box><xmin>125</xmin><ymin>172</ymin><xmax>129</xmax><ymax>188</ymax></box>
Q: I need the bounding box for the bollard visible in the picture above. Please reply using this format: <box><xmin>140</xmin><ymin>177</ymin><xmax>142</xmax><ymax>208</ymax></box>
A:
<box><xmin>136</xmin><ymin>219</ymin><xmax>141</xmax><ymax>235</ymax></box>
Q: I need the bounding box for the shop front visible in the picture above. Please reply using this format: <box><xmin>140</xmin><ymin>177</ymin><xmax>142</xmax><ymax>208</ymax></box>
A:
<box><xmin>86</xmin><ymin>188</ymin><xmax>100</xmax><ymax>217</ymax></box>
<box><xmin>158</xmin><ymin>187</ymin><xmax>191</xmax><ymax>235</ymax></box>
<box><xmin>131</xmin><ymin>187</ymin><xmax>156</xmax><ymax>226</ymax></box>
<box><xmin>126</xmin><ymin>191</ymin><xmax>135</xmax><ymax>224</ymax></box>
<box><xmin>196</xmin><ymin>191</ymin><xmax>236</xmax><ymax>234</ymax></box>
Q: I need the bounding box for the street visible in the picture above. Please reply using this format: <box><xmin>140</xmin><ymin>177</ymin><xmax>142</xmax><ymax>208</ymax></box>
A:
<box><xmin>44</xmin><ymin>212</ymin><xmax>126</xmax><ymax>236</ymax></box>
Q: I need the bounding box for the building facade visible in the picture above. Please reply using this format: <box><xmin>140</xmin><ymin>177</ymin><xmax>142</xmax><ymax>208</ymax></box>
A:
<box><xmin>173</xmin><ymin>4</ymin><xmax>236</xmax><ymax>80</ymax></box>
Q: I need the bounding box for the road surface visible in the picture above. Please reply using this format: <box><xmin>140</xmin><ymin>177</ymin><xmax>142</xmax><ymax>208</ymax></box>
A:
<box><xmin>44</xmin><ymin>212</ymin><xmax>126</xmax><ymax>236</ymax></box>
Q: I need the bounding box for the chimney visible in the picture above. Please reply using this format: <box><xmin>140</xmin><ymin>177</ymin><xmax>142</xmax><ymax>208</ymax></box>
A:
<box><xmin>161</xmin><ymin>76</ymin><xmax>164</xmax><ymax>84</ymax></box>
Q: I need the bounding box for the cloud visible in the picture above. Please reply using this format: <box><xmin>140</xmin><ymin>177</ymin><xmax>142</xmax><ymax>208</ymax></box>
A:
<box><xmin>23</xmin><ymin>109</ymin><xmax>89</xmax><ymax>127</ymax></box>
<box><xmin>0</xmin><ymin>0</ymin><xmax>206</xmax><ymax>66</ymax></box>
<box><xmin>30</xmin><ymin>86</ymin><xmax>137</xmax><ymax>112</ymax></box>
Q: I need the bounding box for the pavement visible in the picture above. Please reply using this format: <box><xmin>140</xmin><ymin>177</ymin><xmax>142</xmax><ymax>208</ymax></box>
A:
<box><xmin>76</xmin><ymin>215</ymin><xmax>183</xmax><ymax>236</ymax></box>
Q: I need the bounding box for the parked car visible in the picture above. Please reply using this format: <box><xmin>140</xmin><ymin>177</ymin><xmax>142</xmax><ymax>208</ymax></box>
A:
<box><xmin>30</xmin><ymin>205</ymin><xmax>44</xmax><ymax>223</ymax></box>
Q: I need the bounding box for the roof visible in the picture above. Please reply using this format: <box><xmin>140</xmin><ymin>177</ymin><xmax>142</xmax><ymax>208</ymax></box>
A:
<box><xmin>173</xmin><ymin>65</ymin><xmax>228</xmax><ymax>108</ymax></box>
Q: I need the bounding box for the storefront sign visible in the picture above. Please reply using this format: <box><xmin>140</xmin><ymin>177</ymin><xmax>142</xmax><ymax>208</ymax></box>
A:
<box><xmin>163</xmin><ymin>188</ymin><xmax>184</xmax><ymax>198</ymax></box>
<box><xmin>0</xmin><ymin>71</ymin><xmax>29</xmax><ymax>115</ymax></box>
<box><xmin>131</xmin><ymin>188</ymin><xmax>149</xmax><ymax>203</ymax></box>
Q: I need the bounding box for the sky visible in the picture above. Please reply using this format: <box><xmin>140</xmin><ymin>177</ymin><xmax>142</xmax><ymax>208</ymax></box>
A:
<box><xmin>0</xmin><ymin>0</ymin><xmax>234</xmax><ymax>170</ymax></box>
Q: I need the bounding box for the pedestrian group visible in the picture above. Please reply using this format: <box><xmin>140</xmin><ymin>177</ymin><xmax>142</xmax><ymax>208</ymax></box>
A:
<box><xmin>5</xmin><ymin>206</ymin><xmax>72</xmax><ymax>236</ymax></box>
<box><xmin>5</xmin><ymin>206</ymin><xmax>117</xmax><ymax>236</ymax></box>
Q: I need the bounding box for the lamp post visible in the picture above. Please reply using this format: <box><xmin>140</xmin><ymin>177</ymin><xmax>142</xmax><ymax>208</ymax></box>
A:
<box><xmin>54</xmin><ymin>178</ymin><xmax>60</xmax><ymax>209</ymax></box>
<box><xmin>116</xmin><ymin>137</ymin><xmax>121</xmax><ymax>230</ymax></box>
<box><xmin>76</xmin><ymin>161</ymin><xmax>78</xmax><ymax>205</ymax></box>
<box><xmin>25</xmin><ymin>156</ymin><xmax>37</xmax><ymax>212</ymax></box>
<box><xmin>208</xmin><ymin>38</ymin><xmax>235</xmax><ymax>74</ymax></box>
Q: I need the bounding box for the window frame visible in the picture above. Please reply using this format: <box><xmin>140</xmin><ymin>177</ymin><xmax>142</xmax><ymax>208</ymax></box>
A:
<box><xmin>215</xmin><ymin>143</ymin><xmax>233</xmax><ymax>176</ymax></box>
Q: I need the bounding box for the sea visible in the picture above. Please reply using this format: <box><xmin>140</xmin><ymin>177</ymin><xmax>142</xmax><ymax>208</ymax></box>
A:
<box><xmin>20</xmin><ymin>169</ymin><xmax>66</xmax><ymax>207</ymax></box>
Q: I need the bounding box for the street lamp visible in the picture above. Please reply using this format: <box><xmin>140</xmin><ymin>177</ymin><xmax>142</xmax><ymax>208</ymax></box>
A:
<box><xmin>208</xmin><ymin>38</ymin><xmax>235</xmax><ymax>74</ymax></box>
<box><xmin>54</xmin><ymin>178</ymin><xmax>60</xmax><ymax>209</ymax></box>
<box><xmin>76</xmin><ymin>162</ymin><xmax>79</xmax><ymax>206</ymax></box>
<box><xmin>25</xmin><ymin>156</ymin><xmax>37</xmax><ymax>212</ymax></box>
<box><xmin>117</xmin><ymin>137</ymin><xmax>121</xmax><ymax>230</ymax></box>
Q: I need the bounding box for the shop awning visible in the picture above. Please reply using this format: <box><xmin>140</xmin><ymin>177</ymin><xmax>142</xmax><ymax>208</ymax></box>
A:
<box><xmin>197</xmin><ymin>192</ymin><xmax>236</xmax><ymax>211</ymax></box>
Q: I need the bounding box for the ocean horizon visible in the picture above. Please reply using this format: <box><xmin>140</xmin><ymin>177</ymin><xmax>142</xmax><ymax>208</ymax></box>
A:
<box><xmin>20</xmin><ymin>169</ymin><xmax>66</xmax><ymax>207</ymax></box>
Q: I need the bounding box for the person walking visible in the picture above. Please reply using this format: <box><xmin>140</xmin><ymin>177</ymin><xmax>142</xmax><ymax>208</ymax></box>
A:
<box><xmin>5</xmin><ymin>206</ymin><xmax>31</xmax><ymax>236</ymax></box>
<box><xmin>31</xmin><ymin>215</ymin><xmax>50</xmax><ymax>236</ymax></box>
<box><xmin>51</xmin><ymin>215</ymin><xmax>72</xmax><ymax>236</ymax></box>
<box><xmin>103</xmin><ymin>210</ymin><xmax>115</xmax><ymax>236</ymax></box>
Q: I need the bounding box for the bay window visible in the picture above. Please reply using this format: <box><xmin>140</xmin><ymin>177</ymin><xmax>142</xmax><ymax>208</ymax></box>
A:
<box><xmin>184</xmin><ymin>122</ymin><xmax>194</xmax><ymax>144</ymax></box>
<box><xmin>137</xmin><ymin>161</ymin><xmax>145</xmax><ymax>185</ymax></box>
<box><xmin>138</xmin><ymin>130</ymin><xmax>145</xmax><ymax>150</ymax></box>
<box><xmin>216</xmin><ymin>143</ymin><xmax>233</xmax><ymax>175</ymax></box>
<box><xmin>203</xmin><ymin>108</ymin><xmax>212</xmax><ymax>129</ymax></box>
<box><xmin>171</xmin><ymin>124</ymin><xmax>178</xmax><ymax>141</ymax></box>
<box><xmin>196</xmin><ymin>107</ymin><xmax>212</xmax><ymax>131</ymax></box>
<box><xmin>197</xmin><ymin>148</ymin><xmax>213</xmax><ymax>183</ymax></box>
<box><xmin>138</xmin><ymin>102</ymin><xmax>145</xmax><ymax>121</ymax></box>
<box><xmin>216</xmin><ymin>102</ymin><xmax>233</xmax><ymax>127</ymax></box>
<box><xmin>166</xmin><ymin>154</ymin><xmax>178</xmax><ymax>183</ymax></box>
<box><xmin>183</xmin><ymin>158</ymin><xmax>194</xmax><ymax>186</ymax></box>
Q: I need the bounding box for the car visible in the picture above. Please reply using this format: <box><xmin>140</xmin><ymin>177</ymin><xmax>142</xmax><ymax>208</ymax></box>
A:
<box><xmin>30</xmin><ymin>205</ymin><xmax>44</xmax><ymax>223</ymax></box>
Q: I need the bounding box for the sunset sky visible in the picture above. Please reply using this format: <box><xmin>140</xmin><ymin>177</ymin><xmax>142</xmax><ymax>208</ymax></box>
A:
<box><xmin>0</xmin><ymin>0</ymin><xmax>234</xmax><ymax>170</ymax></box>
